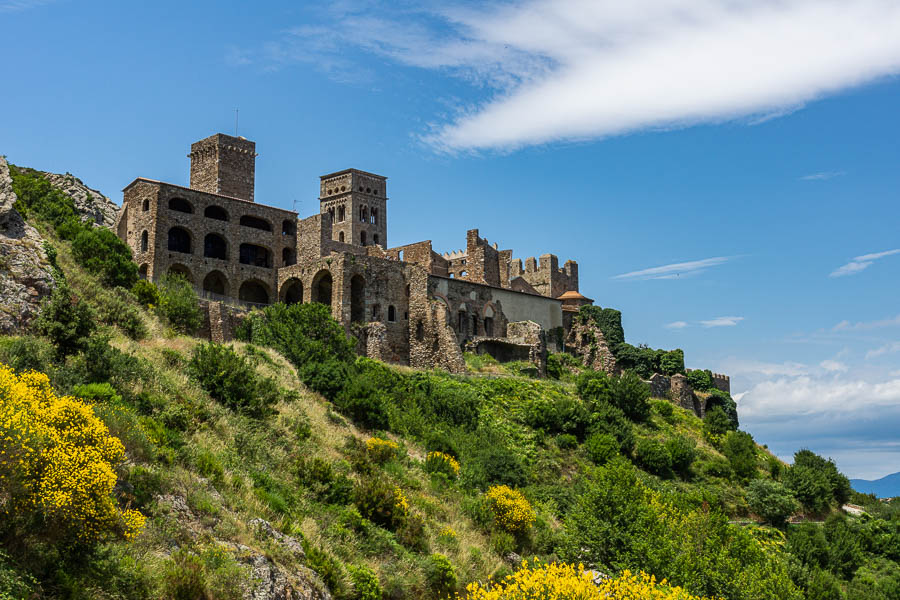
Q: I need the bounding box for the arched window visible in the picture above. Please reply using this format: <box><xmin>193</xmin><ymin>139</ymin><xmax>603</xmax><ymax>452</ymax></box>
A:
<box><xmin>388</xmin><ymin>305</ymin><xmax>396</xmax><ymax>322</ymax></box>
<box><xmin>142</xmin><ymin>199</ymin><xmax>149</xmax><ymax>212</ymax></box>
<box><xmin>281</xmin><ymin>278</ymin><xmax>303</xmax><ymax>304</ymax></box>
<box><xmin>167</xmin><ymin>227</ymin><xmax>191</xmax><ymax>254</ymax></box>
<box><xmin>484</xmin><ymin>317</ymin><xmax>494</xmax><ymax>337</ymax></box>
<box><xmin>168</xmin><ymin>264</ymin><xmax>192</xmax><ymax>282</ymax></box>
<box><xmin>282</xmin><ymin>219</ymin><xmax>296</xmax><ymax>236</ymax></box>
<box><xmin>239</xmin><ymin>280</ymin><xmax>270</xmax><ymax>305</ymax></box>
<box><xmin>240</xmin><ymin>215</ymin><xmax>272</xmax><ymax>231</ymax></box>
<box><xmin>239</xmin><ymin>243</ymin><xmax>272</xmax><ymax>268</ymax></box>
<box><xmin>360</xmin><ymin>231</ymin><xmax>367</xmax><ymax>246</ymax></box>
<box><xmin>282</xmin><ymin>247</ymin><xmax>296</xmax><ymax>266</ymax></box>
<box><xmin>373</xmin><ymin>234</ymin><xmax>380</xmax><ymax>246</ymax></box>
<box><xmin>168</xmin><ymin>197</ymin><xmax>193</xmax><ymax>213</ymax></box>
<box><xmin>312</xmin><ymin>270</ymin><xmax>332</xmax><ymax>306</ymax></box>
<box><xmin>203</xmin><ymin>233</ymin><xmax>228</xmax><ymax>260</ymax></box>
<box><xmin>204</xmin><ymin>205</ymin><xmax>228</xmax><ymax>221</ymax></box>
<box><xmin>138</xmin><ymin>264</ymin><xmax>148</xmax><ymax>279</ymax></box>
<box><xmin>338</xmin><ymin>205</ymin><xmax>345</xmax><ymax>222</ymax></box>
<box><xmin>359</xmin><ymin>206</ymin><xmax>366</xmax><ymax>222</ymax></box>
<box><xmin>140</xmin><ymin>230</ymin><xmax>148</xmax><ymax>252</ymax></box>
<box><xmin>202</xmin><ymin>271</ymin><xmax>228</xmax><ymax>296</ymax></box>
<box><xmin>472</xmin><ymin>314</ymin><xmax>478</xmax><ymax>335</ymax></box>
<box><xmin>328</xmin><ymin>207</ymin><xmax>335</xmax><ymax>222</ymax></box>
<box><xmin>371</xmin><ymin>303</ymin><xmax>381</xmax><ymax>321</ymax></box>
<box><xmin>371</xmin><ymin>208</ymin><xmax>378</xmax><ymax>224</ymax></box>
<box><xmin>339</xmin><ymin>231</ymin><xmax>345</xmax><ymax>243</ymax></box>
<box><xmin>416</xmin><ymin>321</ymin><xmax>424</xmax><ymax>341</ymax></box>
<box><xmin>351</xmin><ymin>275</ymin><xmax>366</xmax><ymax>322</ymax></box>
<box><xmin>458</xmin><ymin>311</ymin><xmax>467</xmax><ymax>334</ymax></box>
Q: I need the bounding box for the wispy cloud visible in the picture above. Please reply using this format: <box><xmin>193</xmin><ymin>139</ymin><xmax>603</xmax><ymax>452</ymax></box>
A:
<box><xmin>830</xmin><ymin>249</ymin><xmax>900</xmax><ymax>278</ymax></box>
<box><xmin>833</xmin><ymin>314</ymin><xmax>900</xmax><ymax>332</ymax></box>
<box><xmin>820</xmin><ymin>359</ymin><xmax>848</xmax><ymax>373</ymax></box>
<box><xmin>613</xmin><ymin>256</ymin><xmax>730</xmax><ymax>281</ymax></box>
<box><xmin>665</xmin><ymin>321</ymin><xmax>689</xmax><ymax>330</ymax></box>
<box><xmin>0</xmin><ymin>0</ymin><xmax>52</xmax><ymax>12</ymax></box>
<box><xmin>700</xmin><ymin>316</ymin><xmax>744</xmax><ymax>328</ymax></box>
<box><xmin>866</xmin><ymin>342</ymin><xmax>900</xmax><ymax>359</ymax></box>
<box><xmin>244</xmin><ymin>1</ymin><xmax>900</xmax><ymax>152</ymax></box>
<box><xmin>800</xmin><ymin>171</ymin><xmax>845</xmax><ymax>181</ymax></box>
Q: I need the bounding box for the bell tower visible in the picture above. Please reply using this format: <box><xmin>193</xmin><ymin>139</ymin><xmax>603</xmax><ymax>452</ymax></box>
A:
<box><xmin>189</xmin><ymin>133</ymin><xmax>257</xmax><ymax>202</ymax></box>
<box><xmin>319</xmin><ymin>169</ymin><xmax>387</xmax><ymax>248</ymax></box>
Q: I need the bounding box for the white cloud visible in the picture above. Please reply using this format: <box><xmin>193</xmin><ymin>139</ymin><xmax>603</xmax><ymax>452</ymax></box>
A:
<box><xmin>665</xmin><ymin>321</ymin><xmax>689</xmax><ymax>330</ymax></box>
<box><xmin>739</xmin><ymin>375</ymin><xmax>900</xmax><ymax>419</ymax></box>
<box><xmin>719</xmin><ymin>358</ymin><xmax>808</xmax><ymax>377</ymax></box>
<box><xmin>612</xmin><ymin>256</ymin><xmax>730</xmax><ymax>281</ymax></box>
<box><xmin>700</xmin><ymin>316</ymin><xmax>744</xmax><ymax>328</ymax></box>
<box><xmin>0</xmin><ymin>0</ymin><xmax>51</xmax><ymax>11</ymax></box>
<box><xmin>820</xmin><ymin>359</ymin><xmax>848</xmax><ymax>372</ymax></box>
<box><xmin>830</xmin><ymin>249</ymin><xmax>900</xmax><ymax>277</ymax></box>
<box><xmin>800</xmin><ymin>171</ymin><xmax>845</xmax><ymax>181</ymax></box>
<box><xmin>833</xmin><ymin>314</ymin><xmax>900</xmax><ymax>331</ymax></box>
<box><xmin>866</xmin><ymin>342</ymin><xmax>900</xmax><ymax>359</ymax></box>
<box><xmin>255</xmin><ymin>1</ymin><xmax>900</xmax><ymax>151</ymax></box>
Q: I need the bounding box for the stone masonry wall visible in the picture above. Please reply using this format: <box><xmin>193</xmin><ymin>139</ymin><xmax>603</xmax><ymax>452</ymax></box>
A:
<box><xmin>189</xmin><ymin>134</ymin><xmax>256</xmax><ymax>202</ymax></box>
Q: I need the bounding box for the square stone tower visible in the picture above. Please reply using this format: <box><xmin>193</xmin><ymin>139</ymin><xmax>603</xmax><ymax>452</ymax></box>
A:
<box><xmin>319</xmin><ymin>169</ymin><xmax>387</xmax><ymax>248</ymax></box>
<box><xmin>189</xmin><ymin>133</ymin><xmax>257</xmax><ymax>202</ymax></box>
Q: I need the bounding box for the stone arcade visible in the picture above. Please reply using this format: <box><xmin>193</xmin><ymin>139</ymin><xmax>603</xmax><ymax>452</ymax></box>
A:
<box><xmin>115</xmin><ymin>133</ymin><xmax>593</xmax><ymax>373</ymax></box>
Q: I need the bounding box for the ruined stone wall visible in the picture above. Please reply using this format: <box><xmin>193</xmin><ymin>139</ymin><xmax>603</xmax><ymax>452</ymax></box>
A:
<box><xmin>465</xmin><ymin>229</ymin><xmax>502</xmax><ymax>287</ymax></box>
<box><xmin>509</xmin><ymin>254</ymin><xmax>579</xmax><ymax>298</ymax></box>
<box><xmin>428</xmin><ymin>275</ymin><xmax>511</xmax><ymax>346</ymax></box>
<box><xmin>118</xmin><ymin>179</ymin><xmax>296</xmax><ymax>304</ymax></box>
<box><xmin>565</xmin><ymin>320</ymin><xmax>618</xmax><ymax>375</ymax></box>
<box><xmin>189</xmin><ymin>134</ymin><xmax>256</xmax><ymax>202</ymax></box>
<box><xmin>507</xmin><ymin>321</ymin><xmax>548</xmax><ymax>376</ymax></box>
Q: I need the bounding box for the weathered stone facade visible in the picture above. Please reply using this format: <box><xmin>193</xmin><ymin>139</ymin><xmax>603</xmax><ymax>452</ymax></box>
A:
<box><xmin>116</xmin><ymin>133</ymin><xmax>596</xmax><ymax>372</ymax></box>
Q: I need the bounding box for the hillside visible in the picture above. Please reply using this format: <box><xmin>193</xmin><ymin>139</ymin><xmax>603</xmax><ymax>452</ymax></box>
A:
<box><xmin>852</xmin><ymin>472</ymin><xmax>900</xmax><ymax>499</ymax></box>
<box><xmin>0</xmin><ymin>162</ymin><xmax>898</xmax><ymax>600</ymax></box>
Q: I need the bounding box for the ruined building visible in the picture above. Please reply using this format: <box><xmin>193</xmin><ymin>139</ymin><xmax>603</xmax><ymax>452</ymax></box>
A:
<box><xmin>115</xmin><ymin>133</ymin><xmax>593</xmax><ymax>373</ymax></box>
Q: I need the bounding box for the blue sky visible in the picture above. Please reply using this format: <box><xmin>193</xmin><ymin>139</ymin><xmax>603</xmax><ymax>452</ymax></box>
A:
<box><xmin>2</xmin><ymin>0</ymin><xmax>899</xmax><ymax>479</ymax></box>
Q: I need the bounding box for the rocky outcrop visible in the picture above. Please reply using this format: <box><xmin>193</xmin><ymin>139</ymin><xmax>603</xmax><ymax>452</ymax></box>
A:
<box><xmin>0</xmin><ymin>157</ymin><xmax>54</xmax><ymax>333</ymax></box>
<box><xmin>565</xmin><ymin>320</ymin><xmax>618</xmax><ymax>375</ymax></box>
<box><xmin>42</xmin><ymin>170</ymin><xmax>118</xmax><ymax>228</ymax></box>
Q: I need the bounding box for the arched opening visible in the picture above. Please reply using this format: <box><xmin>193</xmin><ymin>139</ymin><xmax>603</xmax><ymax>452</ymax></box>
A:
<box><xmin>239</xmin><ymin>243</ymin><xmax>272</xmax><ymax>268</ymax></box>
<box><xmin>168</xmin><ymin>264</ymin><xmax>192</xmax><ymax>282</ymax></box>
<box><xmin>312</xmin><ymin>270</ymin><xmax>333</xmax><ymax>306</ymax></box>
<box><xmin>388</xmin><ymin>305</ymin><xmax>396</xmax><ymax>322</ymax></box>
<box><xmin>459</xmin><ymin>270</ymin><xmax>468</xmax><ymax>278</ymax></box>
<box><xmin>239</xmin><ymin>280</ymin><xmax>270</xmax><ymax>305</ymax></box>
<box><xmin>202</xmin><ymin>271</ymin><xmax>228</xmax><ymax>297</ymax></box>
<box><xmin>142</xmin><ymin>199</ymin><xmax>149</xmax><ymax>212</ymax></box>
<box><xmin>339</xmin><ymin>231</ymin><xmax>345</xmax><ymax>243</ymax></box>
<box><xmin>204</xmin><ymin>233</ymin><xmax>228</xmax><ymax>260</ymax></box>
<box><xmin>167</xmin><ymin>227</ymin><xmax>191</xmax><ymax>254</ymax></box>
<box><xmin>350</xmin><ymin>275</ymin><xmax>366</xmax><ymax>322</ymax></box>
<box><xmin>416</xmin><ymin>321</ymin><xmax>424</xmax><ymax>341</ymax></box>
<box><xmin>458</xmin><ymin>311</ymin><xmax>467</xmax><ymax>335</ymax></box>
<box><xmin>360</xmin><ymin>206</ymin><xmax>368</xmax><ymax>223</ymax></box>
<box><xmin>327</xmin><ymin>207</ymin><xmax>335</xmax><ymax>222</ymax></box>
<box><xmin>472</xmin><ymin>314</ymin><xmax>479</xmax><ymax>336</ymax></box>
<box><xmin>281</xmin><ymin>278</ymin><xmax>303</xmax><ymax>304</ymax></box>
<box><xmin>282</xmin><ymin>247</ymin><xmax>296</xmax><ymax>266</ymax></box>
<box><xmin>240</xmin><ymin>215</ymin><xmax>272</xmax><ymax>231</ymax></box>
<box><xmin>338</xmin><ymin>206</ymin><xmax>345</xmax><ymax>222</ymax></box>
<box><xmin>168</xmin><ymin>197</ymin><xmax>193</xmax><ymax>213</ymax></box>
<box><xmin>360</xmin><ymin>231</ymin><xmax>367</xmax><ymax>246</ymax></box>
<box><xmin>405</xmin><ymin>284</ymin><xmax>410</xmax><ymax>297</ymax></box>
<box><xmin>373</xmin><ymin>234</ymin><xmax>380</xmax><ymax>246</ymax></box>
<box><xmin>140</xmin><ymin>230</ymin><xmax>148</xmax><ymax>252</ymax></box>
<box><xmin>282</xmin><ymin>219</ymin><xmax>296</xmax><ymax>236</ymax></box>
<box><xmin>371</xmin><ymin>304</ymin><xmax>381</xmax><ymax>321</ymax></box>
<box><xmin>204</xmin><ymin>205</ymin><xmax>228</xmax><ymax>221</ymax></box>
<box><xmin>484</xmin><ymin>317</ymin><xmax>494</xmax><ymax>337</ymax></box>
<box><xmin>138</xmin><ymin>264</ymin><xmax>148</xmax><ymax>279</ymax></box>
<box><xmin>371</xmin><ymin>208</ymin><xmax>378</xmax><ymax>224</ymax></box>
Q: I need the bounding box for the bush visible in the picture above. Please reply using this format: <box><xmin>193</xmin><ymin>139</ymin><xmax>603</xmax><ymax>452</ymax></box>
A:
<box><xmin>95</xmin><ymin>287</ymin><xmax>147</xmax><ymax>340</ymax></box>
<box><xmin>463</xmin><ymin>437</ymin><xmax>527</xmax><ymax>489</ymax></box>
<box><xmin>365</xmin><ymin>437</ymin><xmax>399</xmax><ymax>464</ymax></box>
<box><xmin>805</xmin><ymin>569</ymin><xmax>844</xmax><ymax>600</ymax></box>
<box><xmin>524</xmin><ymin>394</ymin><xmax>590</xmax><ymax>438</ymax></box>
<box><xmin>131</xmin><ymin>279</ymin><xmax>160</xmax><ymax>308</ymax></box>
<box><xmin>425</xmin><ymin>553</ymin><xmax>457</xmax><ymax>598</ymax></box>
<box><xmin>484</xmin><ymin>485</ymin><xmax>536</xmax><ymax>536</ymax></box>
<box><xmin>156</xmin><ymin>274</ymin><xmax>202</xmax><ymax>334</ymax></box>
<box><xmin>555</xmin><ymin>433</ymin><xmax>578</xmax><ymax>450</ymax></box>
<box><xmin>73</xmin><ymin>382</ymin><xmax>121</xmax><ymax>404</ymax></box>
<box><xmin>665</xmin><ymin>435</ymin><xmax>695</xmax><ymax>478</ymax></box>
<box><xmin>705</xmin><ymin>389</ymin><xmax>739</xmax><ymax>430</ymax></box>
<box><xmin>302</xmin><ymin>541</ymin><xmax>346</xmax><ymax>597</ymax></box>
<box><xmin>425</xmin><ymin>451</ymin><xmax>460</xmax><ymax>479</ymax></box>
<box><xmin>189</xmin><ymin>343</ymin><xmax>280</xmax><ymax>417</ymax></box>
<box><xmin>578</xmin><ymin>306</ymin><xmax>625</xmax><ymax>347</ymax></box>
<box><xmin>703</xmin><ymin>406</ymin><xmax>732</xmax><ymax>447</ymax></box>
<box><xmin>747</xmin><ymin>479</ymin><xmax>798</xmax><ymax>526</ymax></box>
<box><xmin>610</xmin><ymin>370</ymin><xmax>651</xmax><ymax>422</ymax></box>
<box><xmin>587</xmin><ymin>402</ymin><xmax>635</xmax><ymax>455</ymax></box>
<box><xmin>36</xmin><ymin>282</ymin><xmax>96</xmax><ymax>358</ymax></box>
<box><xmin>353</xmin><ymin>477</ymin><xmax>407</xmax><ymax>529</ymax></box>
<box><xmin>576</xmin><ymin>370</ymin><xmax>612</xmax><ymax>409</ymax></box>
<box><xmin>0</xmin><ymin>335</ymin><xmax>56</xmax><ymax>374</ymax></box>
<box><xmin>634</xmin><ymin>438</ymin><xmax>672</xmax><ymax>478</ymax></box>
<box><xmin>686</xmin><ymin>369</ymin><xmax>714</xmax><ymax>391</ymax></box>
<box><xmin>653</xmin><ymin>399</ymin><xmax>674</xmax><ymax>420</ymax></box>
<box><xmin>348</xmin><ymin>565</ymin><xmax>381</xmax><ymax>600</ymax></box>
<box><xmin>0</xmin><ymin>364</ymin><xmax>145</xmax><ymax>546</ymax></box>
<box><xmin>584</xmin><ymin>432</ymin><xmax>619</xmax><ymax>465</ymax></box>
<box><xmin>71</xmin><ymin>226</ymin><xmax>139</xmax><ymax>289</ymax></box>
<box><xmin>784</xmin><ymin>449</ymin><xmax>851</xmax><ymax>515</ymax></box>
<box><xmin>658</xmin><ymin>349</ymin><xmax>685</xmax><ymax>376</ymax></box>
<box><xmin>334</xmin><ymin>373</ymin><xmax>390</xmax><ymax>429</ymax></box>
<box><xmin>722</xmin><ymin>430</ymin><xmax>757</xmax><ymax>483</ymax></box>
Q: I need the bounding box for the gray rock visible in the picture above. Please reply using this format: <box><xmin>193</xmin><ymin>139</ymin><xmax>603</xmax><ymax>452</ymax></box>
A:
<box><xmin>222</xmin><ymin>542</ymin><xmax>331</xmax><ymax>600</ymax></box>
<box><xmin>0</xmin><ymin>157</ymin><xmax>54</xmax><ymax>333</ymax></box>
<box><xmin>249</xmin><ymin>518</ymin><xmax>306</xmax><ymax>561</ymax></box>
<box><xmin>41</xmin><ymin>171</ymin><xmax>119</xmax><ymax>228</ymax></box>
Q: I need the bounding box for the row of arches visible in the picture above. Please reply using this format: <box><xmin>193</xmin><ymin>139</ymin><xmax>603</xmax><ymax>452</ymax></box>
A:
<box><xmin>164</xmin><ymin>197</ymin><xmax>295</xmax><ymax>235</ymax></box>
<box><xmin>158</xmin><ymin>227</ymin><xmax>295</xmax><ymax>268</ymax></box>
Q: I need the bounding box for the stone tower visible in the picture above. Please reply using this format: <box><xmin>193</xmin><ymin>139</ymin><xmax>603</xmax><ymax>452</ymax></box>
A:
<box><xmin>318</xmin><ymin>169</ymin><xmax>387</xmax><ymax>248</ymax></box>
<box><xmin>189</xmin><ymin>133</ymin><xmax>257</xmax><ymax>202</ymax></box>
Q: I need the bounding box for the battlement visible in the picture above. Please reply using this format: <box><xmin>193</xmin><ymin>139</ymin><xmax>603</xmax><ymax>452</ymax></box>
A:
<box><xmin>509</xmin><ymin>253</ymin><xmax>578</xmax><ymax>298</ymax></box>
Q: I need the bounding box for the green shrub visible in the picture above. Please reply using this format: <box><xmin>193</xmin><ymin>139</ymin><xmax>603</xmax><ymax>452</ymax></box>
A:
<box><xmin>789</xmin><ymin>449</ymin><xmax>852</xmax><ymax>509</ymax></box>
<box><xmin>556</xmin><ymin>433</ymin><xmax>578</xmax><ymax>450</ymax></box>
<box><xmin>132</xmin><ymin>279</ymin><xmax>160</xmax><ymax>307</ymax></box>
<box><xmin>462</xmin><ymin>437</ymin><xmax>527</xmax><ymax>490</ymax></box>
<box><xmin>335</xmin><ymin>374</ymin><xmax>390</xmax><ymax>430</ymax></box>
<box><xmin>577</xmin><ymin>306</ymin><xmax>624</xmax><ymax>347</ymax></box>
<box><xmin>787</xmin><ymin>523</ymin><xmax>829</xmax><ymax>569</ymax></box>
<box><xmin>634</xmin><ymin>438</ymin><xmax>672</xmax><ymax>477</ymax></box>
<box><xmin>658</xmin><ymin>349</ymin><xmax>684</xmax><ymax>376</ymax></box>
<box><xmin>353</xmin><ymin>476</ymin><xmax>405</xmax><ymax>529</ymax></box>
<box><xmin>0</xmin><ymin>335</ymin><xmax>56</xmax><ymax>374</ymax></box>
<box><xmin>95</xmin><ymin>287</ymin><xmax>147</xmax><ymax>340</ymax></box>
<box><xmin>36</xmin><ymin>282</ymin><xmax>96</xmax><ymax>357</ymax></box>
<box><xmin>425</xmin><ymin>553</ymin><xmax>457</xmax><ymax>598</ymax></box>
<box><xmin>156</xmin><ymin>274</ymin><xmax>202</xmax><ymax>334</ymax></box>
<box><xmin>703</xmin><ymin>406</ymin><xmax>732</xmax><ymax>446</ymax></box>
<box><xmin>348</xmin><ymin>565</ymin><xmax>381</xmax><ymax>600</ymax></box>
<box><xmin>665</xmin><ymin>435</ymin><xmax>695</xmax><ymax>478</ymax></box>
<box><xmin>397</xmin><ymin>512</ymin><xmax>428</xmax><ymax>552</ymax></box>
<box><xmin>686</xmin><ymin>369</ymin><xmax>714</xmax><ymax>391</ymax></box>
<box><xmin>585</xmin><ymin>433</ymin><xmax>619</xmax><ymax>465</ymax></box>
<box><xmin>610</xmin><ymin>370</ymin><xmax>651</xmax><ymax>422</ymax></box>
<box><xmin>162</xmin><ymin>549</ymin><xmax>206</xmax><ymax>600</ymax></box>
<box><xmin>588</xmin><ymin>402</ymin><xmax>635</xmax><ymax>455</ymax></box>
<box><xmin>747</xmin><ymin>479</ymin><xmax>798</xmax><ymax>526</ymax></box>
<box><xmin>72</xmin><ymin>382</ymin><xmax>121</xmax><ymax>404</ymax></box>
<box><xmin>302</xmin><ymin>540</ymin><xmax>346</xmax><ymax>597</ymax></box>
<box><xmin>823</xmin><ymin>513</ymin><xmax>864</xmax><ymax>579</ymax></box>
<box><xmin>576</xmin><ymin>370</ymin><xmax>612</xmax><ymax>409</ymax></box>
<box><xmin>653</xmin><ymin>399</ymin><xmax>674</xmax><ymax>421</ymax></box>
<box><xmin>722</xmin><ymin>430</ymin><xmax>757</xmax><ymax>483</ymax></box>
<box><xmin>705</xmin><ymin>389</ymin><xmax>739</xmax><ymax>430</ymax></box>
<box><xmin>189</xmin><ymin>343</ymin><xmax>280</xmax><ymax>417</ymax></box>
<box><xmin>700</xmin><ymin>456</ymin><xmax>733</xmax><ymax>479</ymax></box>
<box><xmin>806</xmin><ymin>568</ymin><xmax>844</xmax><ymax>600</ymax></box>
<box><xmin>71</xmin><ymin>226</ymin><xmax>138</xmax><ymax>288</ymax></box>
<box><xmin>524</xmin><ymin>394</ymin><xmax>590</xmax><ymax>438</ymax></box>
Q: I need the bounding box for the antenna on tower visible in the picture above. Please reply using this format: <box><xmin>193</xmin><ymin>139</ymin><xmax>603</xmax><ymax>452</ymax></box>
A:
<box><xmin>292</xmin><ymin>198</ymin><xmax>300</xmax><ymax>214</ymax></box>
<box><xmin>234</xmin><ymin>108</ymin><xmax>239</xmax><ymax>136</ymax></box>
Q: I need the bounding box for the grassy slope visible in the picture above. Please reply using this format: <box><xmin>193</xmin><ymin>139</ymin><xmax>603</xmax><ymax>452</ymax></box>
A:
<box><xmin>0</xmin><ymin>224</ymin><xmax>789</xmax><ymax>599</ymax></box>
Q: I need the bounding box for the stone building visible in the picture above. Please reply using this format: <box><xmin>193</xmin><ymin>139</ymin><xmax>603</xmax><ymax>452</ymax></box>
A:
<box><xmin>115</xmin><ymin>133</ymin><xmax>593</xmax><ymax>372</ymax></box>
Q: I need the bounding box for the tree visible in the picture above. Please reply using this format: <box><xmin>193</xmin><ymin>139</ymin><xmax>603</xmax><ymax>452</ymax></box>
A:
<box><xmin>156</xmin><ymin>273</ymin><xmax>202</xmax><ymax>334</ymax></box>
<box><xmin>610</xmin><ymin>370</ymin><xmax>651</xmax><ymax>422</ymax></box>
<box><xmin>747</xmin><ymin>479</ymin><xmax>798</xmax><ymax>526</ymax></box>
<box><xmin>785</xmin><ymin>449</ymin><xmax>851</xmax><ymax>514</ymax></box>
<box><xmin>71</xmin><ymin>226</ymin><xmax>138</xmax><ymax>288</ymax></box>
<box><xmin>722</xmin><ymin>430</ymin><xmax>757</xmax><ymax>482</ymax></box>
<box><xmin>658</xmin><ymin>349</ymin><xmax>685</xmax><ymax>376</ymax></box>
<box><xmin>35</xmin><ymin>282</ymin><xmax>96</xmax><ymax>357</ymax></box>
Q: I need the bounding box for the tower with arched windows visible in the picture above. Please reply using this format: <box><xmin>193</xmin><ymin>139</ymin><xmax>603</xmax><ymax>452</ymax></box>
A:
<box><xmin>318</xmin><ymin>168</ymin><xmax>387</xmax><ymax>249</ymax></box>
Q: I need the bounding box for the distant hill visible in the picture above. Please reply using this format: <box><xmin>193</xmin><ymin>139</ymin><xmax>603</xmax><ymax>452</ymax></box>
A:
<box><xmin>851</xmin><ymin>471</ymin><xmax>900</xmax><ymax>498</ymax></box>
